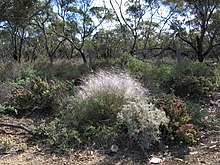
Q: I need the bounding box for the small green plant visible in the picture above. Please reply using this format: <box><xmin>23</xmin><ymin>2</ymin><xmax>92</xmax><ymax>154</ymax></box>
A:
<box><xmin>0</xmin><ymin>103</ymin><xmax>16</xmax><ymax>118</ymax></box>
<box><xmin>16</xmin><ymin>68</ymin><xmax>38</xmax><ymax>86</ymax></box>
<box><xmin>0</xmin><ymin>137</ymin><xmax>16</xmax><ymax>152</ymax></box>
<box><xmin>118</xmin><ymin>99</ymin><xmax>169</xmax><ymax>151</ymax></box>
<box><xmin>186</xmin><ymin>102</ymin><xmax>208</xmax><ymax>125</ymax></box>
<box><xmin>18</xmin><ymin>143</ymin><xmax>28</xmax><ymax>152</ymax></box>
<box><xmin>35</xmin><ymin>118</ymin><xmax>81</xmax><ymax>155</ymax></box>
<box><xmin>176</xmin><ymin>124</ymin><xmax>198</xmax><ymax>145</ymax></box>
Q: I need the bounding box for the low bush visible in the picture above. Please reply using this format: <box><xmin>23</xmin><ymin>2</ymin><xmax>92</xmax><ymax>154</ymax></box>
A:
<box><xmin>35</xmin><ymin>118</ymin><xmax>81</xmax><ymax>155</ymax></box>
<box><xmin>64</xmin><ymin>69</ymin><xmax>147</xmax><ymax>131</ymax></box>
<box><xmin>11</xmin><ymin>76</ymin><xmax>66</xmax><ymax>116</ymax></box>
<box><xmin>118</xmin><ymin>99</ymin><xmax>169</xmax><ymax>151</ymax></box>
<box><xmin>39</xmin><ymin>69</ymin><xmax>149</xmax><ymax>153</ymax></box>
<box><xmin>33</xmin><ymin>60</ymin><xmax>89</xmax><ymax>80</ymax></box>
<box><xmin>152</xmin><ymin>95</ymin><xmax>198</xmax><ymax>144</ymax></box>
<box><xmin>144</xmin><ymin>64</ymin><xmax>173</xmax><ymax>92</ymax></box>
<box><xmin>150</xmin><ymin>60</ymin><xmax>215</xmax><ymax>99</ymax></box>
<box><xmin>161</xmin><ymin>74</ymin><xmax>214</xmax><ymax>99</ymax></box>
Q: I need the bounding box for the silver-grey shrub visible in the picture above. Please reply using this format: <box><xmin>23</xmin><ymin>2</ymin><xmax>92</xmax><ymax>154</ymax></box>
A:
<box><xmin>118</xmin><ymin>99</ymin><xmax>169</xmax><ymax>151</ymax></box>
<box><xmin>77</xmin><ymin>69</ymin><xmax>148</xmax><ymax>100</ymax></box>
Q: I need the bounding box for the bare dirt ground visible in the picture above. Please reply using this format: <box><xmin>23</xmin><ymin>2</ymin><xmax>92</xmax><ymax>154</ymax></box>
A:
<box><xmin>0</xmin><ymin>116</ymin><xmax>220</xmax><ymax>165</ymax></box>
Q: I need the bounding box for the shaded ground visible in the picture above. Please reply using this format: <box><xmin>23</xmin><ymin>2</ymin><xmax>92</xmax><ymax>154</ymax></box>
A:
<box><xmin>0</xmin><ymin>116</ymin><xmax>220</xmax><ymax>165</ymax></box>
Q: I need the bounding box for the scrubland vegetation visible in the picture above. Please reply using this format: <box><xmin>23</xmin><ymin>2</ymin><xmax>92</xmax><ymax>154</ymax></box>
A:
<box><xmin>0</xmin><ymin>0</ymin><xmax>220</xmax><ymax>164</ymax></box>
<box><xmin>0</xmin><ymin>56</ymin><xmax>220</xmax><ymax>159</ymax></box>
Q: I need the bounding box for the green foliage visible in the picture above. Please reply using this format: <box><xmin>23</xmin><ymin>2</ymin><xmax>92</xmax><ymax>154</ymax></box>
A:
<box><xmin>186</xmin><ymin>102</ymin><xmax>208</xmax><ymax>125</ymax></box>
<box><xmin>35</xmin><ymin>118</ymin><xmax>81</xmax><ymax>156</ymax></box>
<box><xmin>0</xmin><ymin>103</ymin><xmax>16</xmax><ymax>118</ymax></box>
<box><xmin>154</xmin><ymin>60</ymin><xmax>215</xmax><ymax>99</ymax></box>
<box><xmin>175</xmin><ymin>60</ymin><xmax>214</xmax><ymax>78</ymax></box>
<box><xmin>64</xmin><ymin>93</ymin><xmax>126</xmax><ymax>128</ymax></box>
<box><xmin>162</xmin><ymin>75</ymin><xmax>214</xmax><ymax>99</ymax></box>
<box><xmin>145</xmin><ymin>64</ymin><xmax>173</xmax><ymax>90</ymax></box>
<box><xmin>118</xmin><ymin>99</ymin><xmax>169</xmax><ymax>151</ymax></box>
<box><xmin>16</xmin><ymin>68</ymin><xmax>38</xmax><ymax>85</ymax></box>
<box><xmin>11</xmin><ymin>76</ymin><xmax>66</xmax><ymax>116</ymax></box>
<box><xmin>33</xmin><ymin>60</ymin><xmax>89</xmax><ymax>80</ymax></box>
<box><xmin>152</xmin><ymin>95</ymin><xmax>198</xmax><ymax>144</ymax></box>
<box><xmin>0</xmin><ymin>137</ymin><xmax>16</xmax><ymax>152</ymax></box>
<box><xmin>121</xmin><ymin>53</ymin><xmax>152</xmax><ymax>74</ymax></box>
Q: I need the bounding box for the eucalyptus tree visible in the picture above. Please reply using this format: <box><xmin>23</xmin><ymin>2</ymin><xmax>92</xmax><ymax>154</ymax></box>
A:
<box><xmin>91</xmin><ymin>26</ymin><xmax>131</xmax><ymax>59</ymax></box>
<box><xmin>0</xmin><ymin>0</ymin><xmax>38</xmax><ymax>62</ymax></box>
<box><xmin>54</xmin><ymin>0</ymin><xmax>110</xmax><ymax>64</ymax></box>
<box><xmin>166</xmin><ymin>0</ymin><xmax>220</xmax><ymax>62</ymax></box>
<box><xmin>109</xmin><ymin>0</ymin><xmax>162</xmax><ymax>55</ymax></box>
<box><xmin>31</xmin><ymin>0</ymin><xmax>67</xmax><ymax>62</ymax></box>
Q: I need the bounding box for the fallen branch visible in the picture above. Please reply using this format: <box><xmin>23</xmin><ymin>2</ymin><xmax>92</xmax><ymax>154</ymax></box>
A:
<box><xmin>0</xmin><ymin>122</ymin><xmax>34</xmax><ymax>135</ymax></box>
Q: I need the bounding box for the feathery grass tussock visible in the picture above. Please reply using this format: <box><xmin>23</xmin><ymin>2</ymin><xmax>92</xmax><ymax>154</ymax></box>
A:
<box><xmin>77</xmin><ymin>69</ymin><xmax>148</xmax><ymax>99</ymax></box>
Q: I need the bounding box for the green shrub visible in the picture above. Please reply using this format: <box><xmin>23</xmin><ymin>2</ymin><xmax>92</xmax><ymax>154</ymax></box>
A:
<box><xmin>118</xmin><ymin>99</ymin><xmax>169</xmax><ymax>151</ymax></box>
<box><xmin>33</xmin><ymin>60</ymin><xmax>89</xmax><ymax>80</ymax></box>
<box><xmin>11</xmin><ymin>76</ymin><xmax>66</xmax><ymax>116</ymax></box>
<box><xmin>16</xmin><ymin>68</ymin><xmax>38</xmax><ymax>85</ymax></box>
<box><xmin>144</xmin><ymin>64</ymin><xmax>173</xmax><ymax>91</ymax></box>
<box><xmin>157</xmin><ymin>60</ymin><xmax>215</xmax><ymax>99</ymax></box>
<box><xmin>35</xmin><ymin>118</ymin><xmax>81</xmax><ymax>155</ymax></box>
<box><xmin>152</xmin><ymin>95</ymin><xmax>198</xmax><ymax>144</ymax></box>
<box><xmin>186</xmin><ymin>102</ymin><xmax>208</xmax><ymax>125</ymax></box>
<box><xmin>0</xmin><ymin>103</ymin><xmax>16</xmax><ymax>118</ymax></box>
<box><xmin>161</xmin><ymin>74</ymin><xmax>214</xmax><ymax>99</ymax></box>
<box><xmin>120</xmin><ymin>53</ymin><xmax>152</xmax><ymax>78</ymax></box>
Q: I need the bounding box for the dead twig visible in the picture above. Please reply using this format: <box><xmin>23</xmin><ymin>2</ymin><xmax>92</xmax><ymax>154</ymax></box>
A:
<box><xmin>0</xmin><ymin>122</ymin><xmax>33</xmax><ymax>135</ymax></box>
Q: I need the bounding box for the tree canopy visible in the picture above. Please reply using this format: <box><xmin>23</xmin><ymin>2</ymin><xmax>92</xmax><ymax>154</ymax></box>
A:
<box><xmin>0</xmin><ymin>0</ymin><xmax>219</xmax><ymax>63</ymax></box>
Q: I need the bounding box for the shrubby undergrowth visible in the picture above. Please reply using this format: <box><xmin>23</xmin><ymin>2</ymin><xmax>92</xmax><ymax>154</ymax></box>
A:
<box><xmin>152</xmin><ymin>94</ymin><xmax>199</xmax><ymax>144</ymax></box>
<box><xmin>146</xmin><ymin>60</ymin><xmax>216</xmax><ymax>99</ymax></box>
<box><xmin>1</xmin><ymin>59</ymin><xmax>219</xmax><ymax>155</ymax></box>
<box><xmin>37</xmin><ymin>69</ymin><xmax>170</xmax><ymax>153</ymax></box>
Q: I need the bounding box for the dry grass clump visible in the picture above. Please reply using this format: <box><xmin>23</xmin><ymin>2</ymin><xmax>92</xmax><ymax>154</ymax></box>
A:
<box><xmin>77</xmin><ymin>69</ymin><xmax>148</xmax><ymax>100</ymax></box>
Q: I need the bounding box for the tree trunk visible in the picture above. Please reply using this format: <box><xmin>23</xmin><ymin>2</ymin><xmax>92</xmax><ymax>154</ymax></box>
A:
<box><xmin>130</xmin><ymin>35</ymin><xmax>137</xmax><ymax>56</ymax></box>
<box><xmin>197</xmin><ymin>52</ymin><xmax>204</xmax><ymax>62</ymax></box>
<box><xmin>196</xmin><ymin>36</ymin><xmax>204</xmax><ymax>62</ymax></box>
<box><xmin>79</xmin><ymin>49</ymin><xmax>87</xmax><ymax>64</ymax></box>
